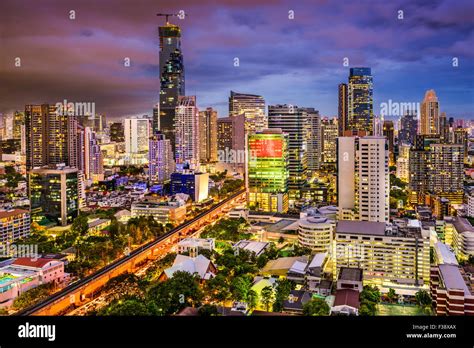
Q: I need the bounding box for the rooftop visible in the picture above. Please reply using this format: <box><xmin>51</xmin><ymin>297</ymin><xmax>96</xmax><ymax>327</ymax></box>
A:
<box><xmin>438</xmin><ymin>264</ymin><xmax>471</xmax><ymax>296</ymax></box>
<box><xmin>338</xmin><ymin>267</ymin><xmax>363</xmax><ymax>282</ymax></box>
<box><xmin>0</xmin><ymin>209</ymin><xmax>29</xmax><ymax>219</ymax></box>
<box><xmin>333</xmin><ymin>289</ymin><xmax>360</xmax><ymax>309</ymax></box>
<box><xmin>336</xmin><ymin>220</ymin><xmax>386</xmax><ymax>236</ymax></box>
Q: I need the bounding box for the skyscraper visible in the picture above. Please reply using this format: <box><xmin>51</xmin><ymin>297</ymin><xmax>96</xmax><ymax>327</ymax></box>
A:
<box><xmin>247</xmin><ymin>129</ymin><xmax>289</xmax><ymax>213</ymax></box>
<box><xmin>174</xmin><ymin>96</ymin><xmax>199</xmax><ymax>167</ymax></box>
<box><xmin>25</xmin><ymin>104</ymin><xmax>78</xmax><ymax>170</ymax></box>
<box><xmin>13</xmin><ymin>111</ymin><xmax>24</xmax><ymax>139</ymax></box>
<box><xmin>110</xmin><ymin>122</ymin><xmax>125</xmax><ymax>142</ymax></box>
<box><xmin>348</xmin><ymin>68</ymin><xmax>373</xmax><ymax>134</ymax></box>
<box><xmin>124</xmin><ymin>118</ymin><xmax>150</xmax><ymax>154</ymax></box>
<box><xmin>199</xmin><ymin>107</ymin><xmax>218</xmax><ymax>164</ymax></box>
<box><xmin>321</xmin><ymin>117</ymin><xmax>338</xmax><ymax>165</ymax></box>
<box><xmin>420</xmin><ymin>89</ymin><xmax>439</xmax><ymax>135</ymax></box>
<box><xmin>337</xmin><ymin>136</ymin><xmax>389</xmax><ymax>222</ymax></box>
<box><xmin>338</xmin><ymin>83</ymin><xmax>348</xmax><ymax>135</ymax></box>
<box><xmin>216</xmin><ymin>114</ymin><xmax>245</xmax><ymax>174</ymax></box>
<box><xmin>307</xmin><ymin>109</ymin><xmax>321</xmax><ymax>173</ymax></box>
<box><xmin>157</xmin><ymin>21</ymin><xmax>185</xmax><ymax>148</ymax></box>
<box><xmin>383</xmin><ymin>120</ymin><xmax>395</xmax><ymax>165</ymax></box>
<box><xmin>268</xmin><ymin>104</ymin><xmax>309</xmax><ymax>200</ymax></box>
<box><xmin>149</xmin><ymin>133</ymin><xmax>175</xmax><ymax>183</ymax></box>
<box><xmin>229</xmin><ymin>91</ymin><xmax>266</xmax><ymax>133</ymax></box>
<box><xmin>399</xmin><ymin>111</ymin><xmax>418</xmax><ymax>145</ymax></box>
<box><xmin>83</xmin><ymin>127</ymin><xmax>104</xmax><ymax>182</ymax></box>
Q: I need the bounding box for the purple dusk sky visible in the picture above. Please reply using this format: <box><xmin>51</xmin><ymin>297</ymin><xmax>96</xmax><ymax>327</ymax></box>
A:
<box><xmin>1</xmin><ymin>0</ymin><xmax>473</xmax><ymax>120</ymax></box>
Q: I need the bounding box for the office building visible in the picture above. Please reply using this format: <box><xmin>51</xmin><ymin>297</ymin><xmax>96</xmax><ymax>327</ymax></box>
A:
<box><xmin>420</xmin><ymin>89</ymin><xmax>439</xmax><ymax>135</ymax></box>
<box><xmin>175</xmin><ymin>96</ymin><xmax>200</xmax><ymax>167</ymax></box>
<box><xmin>229</xmin><ymin>91</ymin><xmax>266</xmax><ymax>133</ymax></box>
<box><xmin>83</xmin><ymin>127</ymin><xmax>104</xmax><ymax>182</ymax></box>
<box><xmin>124</xmin><ymin>118</ymin><xmax>150</xmax><ymax>154</ymax></box>
<box><xmin>268</xmin><ymin>105</ymin><xmax>309</xmax><ymax>200</ymax></box>
<box><xmin>307</xmin><ymin>110</ymin><xmax>321</xmax><ymax>172</ymax></box>
<box><xmin>297</xmin><ymin>216</ymin><xmax>335</xmax><ymax>253</ymax></box>
<box><xmin>338</xmin><ymin>83</ymin><xmax>348</xmax><ymax>135</ymax></box>
<box><xmin>444</xmin><ymin>217</ymin><xmax>474</xmax><ymax>262</ymax></box>
<box><xmin>149</xmin><ymin>133</ymin><xmax>175</xmax><ymax>183</ymax></box>
<box><xmin>399</xmin><ymin>111</ymin><xmax>418</xmax><ymax>145</ymax></box>
<box><xmin>348</xmin><ymin>68</ymin><xmax>373</xmax><ymax>134</ymax></box>
<box><xmin>29</xmin><ymin>166</ymin><xmax>79</xmax><ymax>226</ymax></box>
<box><xmin>337</xmin><ymin>136</ymin><xmax>389</xmax><ymax>222</ymax></box>
<box><xmin>170</xmin><ymin>171</ymin><xmax>209</xmax><ymax>202</ymax></box>
<box><xmin>321</xmin><ymin>117</ymin><xmax>338</xmax><ymax>165</ymax></box>
<box><xmin>396</xmin><ymin>142</ymin><xmax>410</xmax><ymax>182</ymax></box>
<box><xmin>25</xmin><ymin>104</ymin><xmax>78</xmax><ymax>170</ymax></box>
<box><xmin>0</xmin><ymin>209</ymin><xmax>30</xmax><ymax>247</ymax></box>
<box><xmin>216</xmin><ymin>114</ymin><xmax>246</xmax><ymax>174</ymax></box>
<box><xmin>383</xmin><ymin>120</ymin><xmax>395</xmax><ymax>165</ymax></box>
<box><xmin>247</xmin><ymin>129</ymin><xmax>289</xmax><ymax>213</ymax></box>
<box><xmin>13</xmin><ymin>111</ymin><xmax>24</xmax><ymax>140</ymax></box>
<box><xmin>110</xmin><ymin>122</ymin><xmax>124</xmax><ymax>142</ymax></box>
<box><xmin>131</xmin><ymin>201</ymin><xmax>186</xmax><ymax>225</ymax></box>
<box><xmin>157</xmin><ymin>21</ymin><xmax>185</xmax><ymax>148</ymax></box>
<box><xmin>199</xmin><ymin>107</ymin><xmax>218</xmax><ymax>163</ymax></box>
<box><xmin>333</xmin><ymin>220</ymin><xmax>431</xmax><ymax>294</ymax></box>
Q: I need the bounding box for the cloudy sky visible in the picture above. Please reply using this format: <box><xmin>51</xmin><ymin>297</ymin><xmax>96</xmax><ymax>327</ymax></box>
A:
<box><xmin>1</xmin><ymin>0</ymin><xmax>473</xmax><ymax>120</ymax></box>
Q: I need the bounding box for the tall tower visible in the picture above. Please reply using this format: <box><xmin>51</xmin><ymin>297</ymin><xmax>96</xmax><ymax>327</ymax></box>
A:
<box><xmin>306</xmin><ymin>109</ymin><xmax>321</xmax><ymax>173</ymax></box>
<box><xmin>157</xmin><ymin>20</ymin><xmax>185</xmax><ymax>149</ymax></box>
<box><xmin>149</xmin><ymin>132</ymin><xmax>175</xmax><ymax>183</ymax></box>
<box><xmin>420</xmin><ymin>89</ymin><xmax>439</xmax><ymax>135</ymax></box>
<box><xmin>229</xmin><ymin>91</ymin><xmax>266</xmax><ymax>133</ymax></box>
<box><xmin>348</xmin><ymin>68</ymin><xmax>373</xmax><ymax>134</ymax></box>
<box><xmin>199</xmin><ymin>107</ymin><xmax>218</xmax><ymax>163</ymax></box>
<box><xmin>175</xmin><ymin>96</ymin><xmax>199</xmax><ymax>168</ymax></box>
<box><xmin>338</xmin><ymin>83</ymin><xmax>348</xmax><ymax>135</ymax></box>
<box><xmin>337</xmin><ymin>136</ymin><xmax>389</xmax><ymax>222</ymax></box>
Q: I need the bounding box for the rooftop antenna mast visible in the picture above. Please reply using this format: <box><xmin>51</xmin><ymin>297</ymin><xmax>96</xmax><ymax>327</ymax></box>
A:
<box><xmin>156</xmin><ymin>12</ymin><xmax>187</xmax><ymax>25</ymax></box>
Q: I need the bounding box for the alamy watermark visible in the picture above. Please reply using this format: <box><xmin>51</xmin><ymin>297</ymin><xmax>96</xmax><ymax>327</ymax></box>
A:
<box><xmin>379</xmin><ymin>99</ymin><xmax>419</xmax><ymax>117</ymax></box>
<box><xmin>0</xmin><ymin>243</ymin><xmax>39</xmax><ymax>259</ymax></box>
<box><xmin>55</xmin><ymin>99</ymin><xmax>96</xmax><ymax>119</ymax></box>
<box><xmin>218</xmin><ymin>147</ymin><xmax>257</xmax><ymax>164</ymax></box>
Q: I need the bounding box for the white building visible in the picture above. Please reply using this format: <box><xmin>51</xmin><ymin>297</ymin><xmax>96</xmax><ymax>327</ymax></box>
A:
<box><xmin>467</xmin><ymin>193</ymin><xmax>474</xmax><ymax>218</ymax></box>
<box><xmin>149</xmin><ymin>133</ymin><xmax>175</xmax><ymax>183</ymax></box>
<box><xmin>337</xmin><ymin>136</ymin><xmax>389</xmax><ymax>222</ymax></box>
<box><xmin>297</xmin><ymin>216</ymin><xmax>334</xmax><ymax>253</ymax></box>
<box><xmin>124</xmin><ymin>118</ymin><xmax>150</xmax><ymax>154</ymax></box>
<box><xmin>177</xmin><ymin>238</ymin><xmax>215</xmax><ymax>254</ymax></box>
<box><xmin>175</xmin><ymin>96</ymin><xmax>200</xmax><ymax>168</ymax></box>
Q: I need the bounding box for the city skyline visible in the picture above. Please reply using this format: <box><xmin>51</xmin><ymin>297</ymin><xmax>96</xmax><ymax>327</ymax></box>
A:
<box><xmin>1</xmin><ymin>0</ymin><xmax>473</xmax><ymax>120</ymax></box>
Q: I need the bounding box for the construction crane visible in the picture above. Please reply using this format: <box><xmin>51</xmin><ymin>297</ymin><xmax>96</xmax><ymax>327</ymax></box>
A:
<box><xmin>156</xmin><ymin>12</ymin><xmax>187</xmax><ymax>25</ymax></box>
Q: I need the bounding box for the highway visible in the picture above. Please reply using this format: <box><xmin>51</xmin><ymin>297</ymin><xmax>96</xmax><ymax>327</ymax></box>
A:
<box><xmin>16</xmin><ymin>189</ymin><xmax>245</xmax><ymax>316</ymax></box>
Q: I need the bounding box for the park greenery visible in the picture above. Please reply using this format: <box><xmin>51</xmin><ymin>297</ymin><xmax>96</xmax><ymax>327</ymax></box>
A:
<box><xmin>12</xmin><ymin>283</ymin><xmax>55</xmax><ymax>311</ymax></box>
<box><xmin>302</xmin><ymin>297</ymin><xmax>330</xmax><ymax>316</ymax></box>
<box><xmin>359</xmin><ymin>285</ymin><xmax>381</xmax><ymax>316</ymax></box>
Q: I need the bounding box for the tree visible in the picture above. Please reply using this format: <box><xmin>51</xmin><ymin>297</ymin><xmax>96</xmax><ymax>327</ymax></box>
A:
<box><xmin>387</xmin><ymin>288</ymin><xmax>398</xmax><ymax>303</ymax></box>
<box><xmin>415</xmin><ymin>290</ymin><xmax>432</xmax><ymax>308</ymax></box>
<box><xmin>198</xmin><ymin>304</ymin><xmax>219</xmax><ymax>316</ymax></box>
<box><xmin>100</xmin><ymin>297</ymin><xmax>150</xmax><ymax>316</ymax></box>
<box><xmin>247</xmin><ymin>290</ymin><xmax>258</xmax><ymax>310</ymax></box>
<box><xmin>260</xmin><ymin>286</ymin><xmax>274</xmax><ymax>312</ymax></box>
<box><xmin>302</xmin><ymin>298</ymin><xmax>330</xmax><ymax>316</ymax></box>
<box><xmin>273</xmin><ymin>279</ymin><xmax>296</xmax><ymax>312</ymax></box>
<box><xmin>231</xmin><ymin>275</ymin><xmax>252</xmax><ymax>302</ymax></box>
<box><xmin>360</xmin><ymin>285</ymin><xmax>381</xmax><ymax>304</ymax></box>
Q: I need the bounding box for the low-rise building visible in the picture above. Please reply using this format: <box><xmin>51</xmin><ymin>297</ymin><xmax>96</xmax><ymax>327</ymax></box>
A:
<box><xmin>0</xmin><ymin>257</ymin><xmax>65</xmax><ymax>308</ymax></box>
<box><xmin>0</xmin><ymin>209</ymin><xmax>30</xmax><ymax>247</ymax></box>
<box><xmin>233</xmin><ymin>240</ymin><xmax>269</xmax><ymax>257</ymax></box>
<box><xmin>330</xmin><ymin>289</ymin><xmax>360</xmax><ymax>316</ymax></box>
<box><xmin>177</xmin><ymin>238</ymin><xmax>215</xmax><ymax>254</ymax></box>
<box><xmin>159</xmin><ymin>254</ymin><xmax>217</xmax><ymax>281</ymax></box>
<box><xmin>336</xmin><ymin>267</ymin><xmax>363</xmax><ymax>292</ymax></box>
<box><xmin>445</xmin><ymin>217</ymin><xmax>474</xmax><ymax>261</ymax></box>
<box><xmin>297</xmin><ymin>216</ymin><xmax>334</xmax><ymax>253</ymax></box>
<box><xmin>131</xmin><ymin>201</ymin><xmax>186</xmax><ymax>225</ymax></box>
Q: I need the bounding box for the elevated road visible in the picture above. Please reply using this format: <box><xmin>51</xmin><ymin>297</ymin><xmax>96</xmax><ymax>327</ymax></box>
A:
<box><xmin>17</xmin><ymin>189</ymin><xmax>245</xmax><ymax>316</ymax></box>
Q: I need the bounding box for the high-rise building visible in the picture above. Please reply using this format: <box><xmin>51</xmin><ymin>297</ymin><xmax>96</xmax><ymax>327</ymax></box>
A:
<box><xmin>307</xmin><ymin>109</ymin><xmax>321</xmax><ymax>173</ymax></box>
<box><xmin>383</xmin><ymin>120</ymin><xmax>395</xmax><ymax>165</ymax></box>
<box><xmin>399</xmin><ymin>111</ymin><xmax>418</xmax><ymax>145</ymax></box>
<box><xmin>337</xmin><ymin>136</ymin><xmax>389</xmax><ymax>222</ymax></box>
<box><xmin>110</xmin><ymin>122</ymin><xmax>124</xmax><ymax>142</ymax></box>
<box><xmin>321</xmin><ymin>117</ymin><xmax>338</xmax><ymax>165</ymax></box>
<box><xmin>83</xmin><ymin>127</ymin><xmax>104</xmax><ymax>182</ymax></box>
<box><xmin>338</xmin><ymin>83</ymin><xmax>348</xmax><ymax>135</ymax></box>
<box><xmin>25</xmin><ymin>104</ymin><xmax>78</xmax><ymax>171</ymax></box>
<box><xmin>348</xmin><ymin>68</ymin><xmax>373</xmax><ymax>134</ymax></box>
<box><xmin>409</xmin><ymin>135</ymin><xmax>464</xmax><ymax>204</ymax></box>
<box><xmin>199</xmin><ymin>107</ymin><xmax>218</xmax><ymax>163</ymax></box>
<box><xmin>454</xmin><ymin>127</ymin><xmax>468</xmax><ymax>162</ymax></box>
<box><xmin>175</xmin><ymin>96</ymin><xmax>199</xmax><ymax>167</ymax></box>
<box><xmin>216</xmin><ymin>114</ymin><xmax>246</xmax><ymax>174</ymax></box>
<box><xmin>29</xmin><ymin>166</ymin><xmax>79</xmax><ymax>226</ymax></box>
<box><xmin>420</xmin><ymin>89</ymin><xmax>439</xmax><ymax>135</ymax></box>
<box><xmin>247</xmin><ymin>129</ymin><xmax>289</xmax><ymax>213</ymax></box>
<box><xmin>229</xmin><ymin>91</ymin><xmax>266</xmax><ymax>133</ymax></box>
<box><xmin>396</xmin><ymin>142</ymin><xmax>411</xmax><ymax>182</ymax></box>
<box><xmin>124</xmin><ymin>118</ymin><xmax>150</xmax><ymax>154</ymax></box>
<box><xmin>333</xmin><ymin>220</ymin><xmax>430</xmax><ymax>291</ymax></box>
<box><xmin>149</xmin><ymin>133</ymin><xmax>175</xmax><ymax>183</ymax></box>
<box><xmin>13</xmin><ymin>111</ymin><xmax>24</xmax><ymax>139</ymax></box>
<box><xmin>157</xmin><ymin>21</ymin><xmax>185</xmax><ymax>148</ymax></box>
<box><xmin>268</xmin><ymin>105</ymin><xmax>309</xmax><ymax>200</ymax></box>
